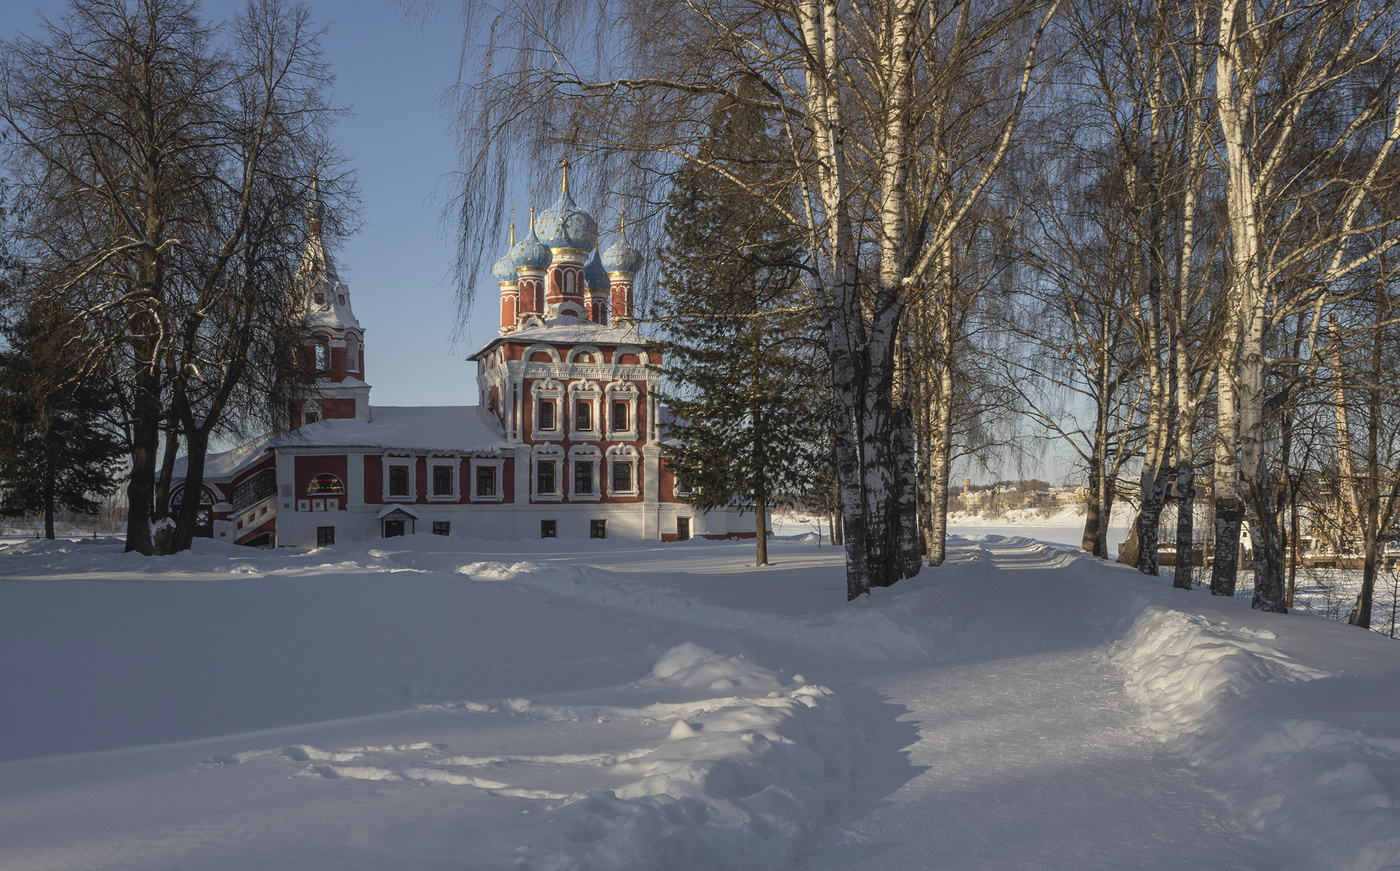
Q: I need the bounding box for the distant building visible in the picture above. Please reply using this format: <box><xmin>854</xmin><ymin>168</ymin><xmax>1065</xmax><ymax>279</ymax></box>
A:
<box><xmin>171</xmin><ymin>168</ymin><xmax>749</xmax><ymax>547</ymax></box>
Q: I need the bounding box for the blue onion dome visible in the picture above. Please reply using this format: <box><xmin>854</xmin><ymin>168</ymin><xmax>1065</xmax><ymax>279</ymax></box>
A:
<box><xmin>492</xmin><ymin>252</ymin><xmax>516</xmax><ymax>283</ymax></box>
<box><xmin>506</xmin><ymin>220</ymin><xmax>551</xmax><ymax>271</ymax></box>
<box><xmin>535</xmin><ymin>165</ymin><xmax>598</xmax><ymax>252</ymax></box>
<box><xmin>584</xmin><ymin>250</ymin><xmax>609</xmax><ymax>291</ymax></box>
<box><xmin>602</xmin><ymin>232</ymin><xmax>642</xmax><ymax>274</ymax></box>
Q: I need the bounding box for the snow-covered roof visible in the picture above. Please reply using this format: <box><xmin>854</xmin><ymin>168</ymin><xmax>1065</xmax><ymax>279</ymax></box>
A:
<box><xmin>180</xmin><ymin>406</ymin><xmax>510</xmax><ymax>482</ymax></box>
<box><xmin>470</xmin><ymin>315</ymin><xmax>655</xmax><ymax>360</ymax></box>
<box><xmin>298</xmin><ymin>214</ymin><xmax>361</xmax><ymax>334</ymax></box>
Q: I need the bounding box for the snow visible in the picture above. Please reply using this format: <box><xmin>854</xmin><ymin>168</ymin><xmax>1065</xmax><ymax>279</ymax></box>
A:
<box><xmin>182</xmin><ymin>405</ymin><xmax>511</xmax><ymax>479</ymax></box>
<box><xmin>470</xmin><ymin>315</ymin><xmax>654</xmax><ymax>360</ymax></box>
<box><xmin>3</xmin><ymin>531</ymin><xmax>1400</xmax><ymax>869</ymax></box>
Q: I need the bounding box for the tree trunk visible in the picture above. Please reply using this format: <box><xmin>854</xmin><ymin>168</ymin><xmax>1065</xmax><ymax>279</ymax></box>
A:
<box><xmin>925</xmin><ymin>363</ymin><xmax>954</xmax><ymax>566</ymax></box>
<box><xmin>1211</xmin><ymin>360</ymin><xmax>1241</xmax><ymax>596</ymax></box>
<box><xmin>123</xmin><ymin>371</ymin><xmax>162</xmax><ymax>556</ymax></box>
<box><xmin>174</xmin><ymin>423</ymin><xmax>211</xmax><ymax>553</ymax></box>
<box><xmin>1244</xmin><ymin>456</ymin><xmax>1288</xmax><ymax>613</ymax></box>
<box><xmin>1174</xmin><ymin>461</ymin><xmax>1196</xmax><ymax>590</ymax></box>
<box><xmin>755</xmin><ymin>498</ymin><xmax>769</xmax><ymax>567</ymax></box>
<box><xmin>43</xmin><ymin>457</ymin><xmax>56</xmax><ymax>540</ymax></box>
<box><xmin>1350</xmin><ymin>540</ymin><xmax>1379</xmax><ymax>629</ymax></box>
<box><xmin>1083</xmin><ymin>439</ymin><xmax>1105</xmax><ymax>557</ymax></box>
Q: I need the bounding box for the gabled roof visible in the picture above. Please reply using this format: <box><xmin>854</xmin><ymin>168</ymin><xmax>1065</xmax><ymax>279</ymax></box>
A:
<box><xmin>180</xmin><ymin>406</ymin><xmax>511</xmax><ymax>482</ymax></box>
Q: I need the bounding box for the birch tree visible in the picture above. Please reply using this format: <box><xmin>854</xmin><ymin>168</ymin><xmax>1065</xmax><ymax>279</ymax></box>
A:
<box><xmin>1209</xmin><ymin>0</ymin><xmax>1400</xmax><ymax>610</ymax></box>
<box><xmin>431</xmin><ymin>0</ymin><xmax>1061</xmax><ymax>598</ymax></box>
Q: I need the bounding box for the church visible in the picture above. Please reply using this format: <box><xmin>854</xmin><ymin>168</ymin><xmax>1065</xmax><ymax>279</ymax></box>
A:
<box><xmin>171</xmin><ymin>169</ymin><xmax>751</xmax><ymax>547</ymax></box>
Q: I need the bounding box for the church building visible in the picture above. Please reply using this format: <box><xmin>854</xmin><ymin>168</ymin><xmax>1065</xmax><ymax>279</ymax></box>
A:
<box><xmin>172</xmin><ymin>169</ymin><xmax>750</xmax><ymax>547</ymax></box>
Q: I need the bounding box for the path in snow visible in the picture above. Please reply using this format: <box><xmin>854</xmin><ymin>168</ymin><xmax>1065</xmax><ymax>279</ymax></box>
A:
<box><xmin>802</xmin><ymin>537</ymin><xmax>1281</xmax><ymax>870</ymax></box>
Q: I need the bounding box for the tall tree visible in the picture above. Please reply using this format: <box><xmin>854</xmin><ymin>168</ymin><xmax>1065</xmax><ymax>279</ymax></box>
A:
<box><xmin>427</xmin><ymin>0</ymin><xmax>1061</xmax><ymax>598</ymax></box>
<box><xmin>656</xmin><ymin>95</ymin><xmax>828</xmax><ymax>566</ymax></box>
<box><xmin>0</xmin><ymin>301</ymin><xmax>125</xmax><ymax>539</ymax></box>
<box><xmin>0</xmin><ymin>0</ymin><xmax>349</xmax><ymax>554</ymax></box>
<box><xmin>1209</xmin><ymin>0</ymin><xmax>1400</xmax><ymax>610</ymax></box>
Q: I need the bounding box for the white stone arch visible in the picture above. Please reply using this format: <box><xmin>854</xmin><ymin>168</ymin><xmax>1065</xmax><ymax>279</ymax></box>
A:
<box><xmin>523</xmin><ymin>343</ymin><xmax>562</xmax><ymax>364</ymax></box>
<box><xmin>344</xmin><ymin>331</ymin><xmax>362</xmax><ymax>373</ymax></box>
<box><xmin>567</xmin><ymin>345</ymin><xmax>603</xmax><ymax>365</ymax></box>
<box><xmin>612</xmin><ymin>345</ymin><xmax>650</xmax><ymax>366</ymax></box>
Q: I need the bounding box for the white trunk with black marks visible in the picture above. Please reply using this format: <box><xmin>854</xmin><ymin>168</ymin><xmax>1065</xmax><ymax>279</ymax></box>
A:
<box><xmin>925</xmin><ymin>362</ymin><xmax>954</xmax><ymax>567</ymax></box>
<box><xmin>1212</xmin><ymin>0</ymin><xmax>1255</xmax><ymax>598</ymax></box>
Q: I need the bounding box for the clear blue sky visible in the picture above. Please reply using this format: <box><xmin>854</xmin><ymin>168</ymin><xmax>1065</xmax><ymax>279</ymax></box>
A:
<box><xmin>9</xmin><ymin>0</ymin><xmax>498</xmax><ymax>408</ymax></box>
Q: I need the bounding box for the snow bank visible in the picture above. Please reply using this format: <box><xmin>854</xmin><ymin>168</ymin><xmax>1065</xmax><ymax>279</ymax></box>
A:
<box><xmin>223</xmin><ymin>643</ymin><xmax>860</xmax><ymax>871</ymax></box>
<box><xmin>504</xmin><ymin>643</ymin><xmax>859</xmax><ymax>871</ymax></box>
<box><xmin>447</xmin><ymin>559</ymin><xmax>951</xmax><ymax>660</ymax></box>
<box><xmin>1110</xmin><ymin>588</ymin><xmax>1400</xmax><ymax>870</ymax></box>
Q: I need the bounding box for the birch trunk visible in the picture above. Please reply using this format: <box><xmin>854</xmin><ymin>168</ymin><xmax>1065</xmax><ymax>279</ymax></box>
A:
<box><xmin>925</xmin><ymin>362</ymin><xmax>954</xmax><ymax>566</ymax></box>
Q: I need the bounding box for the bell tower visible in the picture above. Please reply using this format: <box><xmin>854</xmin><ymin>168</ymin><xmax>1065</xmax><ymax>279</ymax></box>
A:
<box><xmin>291</xmin><ymin>177</ymin><xmax>371</xmax><ymax>429</ymax></box>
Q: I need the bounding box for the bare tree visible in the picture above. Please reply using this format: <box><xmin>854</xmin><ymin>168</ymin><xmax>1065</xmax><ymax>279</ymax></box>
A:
<box><xmin>1209</xmin><ymin>0</ymin><xmax>1400</xmax><ymax>610</ymax></box>
<box><xmin>0</xmin><ymin>0</ymin><xmax>349</xmax><ymax>554</ymax></box>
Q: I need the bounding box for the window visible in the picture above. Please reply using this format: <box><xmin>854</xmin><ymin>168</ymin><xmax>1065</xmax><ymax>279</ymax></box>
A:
<box><xmin>346</xmin><ymin>335</ymin><xmax>360</xmax><ymax>373</ymax></box>
<box><xmin>677</xmin><ymin>517</ymin><xmax>691</xmax><ymax>541</ymax></box>
<box><xmin>576</xmin><ymin>401</ymin><xmax>591</xmax><ymax>431</ymax></box>
<box><xmin>590</xmin><ymin>519</ymin><xmax>607</xmax><ymax>539</ymax></box>
<box><xmin>612</xmin><ymin>462</ymin><xmax>633</xmax><ymax>494</ymax></box>
<box><xmin>433</xmin><ymin>521</ymin><xmax>450</xmax><ymax>536</ymax></box>
<box><xmin>611</xmin><ymin>401</ymin><xmax>628</xmax><ymax>432</ymax></box>
<box><xmin>574</xmin><ymin>461</ymin><xmax>594</xmax><ymax>495</ymax></box>
<box><xmin>317</xmin><ymin>526</ymin><xmax>335</xmax><ymax>547</ymax></box>
<box><xmin>307</xmin><ymin>473</ymin><xmax>345</xmax><ymax>496</ymax></box>
<box><xmin>433</xmin><ymin>465</ymin><xmax>453</xmax><ymax>497</ymax></box>
<box><xmin>389</xmin><ymin>466</ymin><xmax>409</xmax><ymax>497</ymax></box>
<box><xmin>476</xmin><ymin>465</ymin><xmax>496</xmax><ymax>497</ymax></box>
<box><xmin>537</xmin><ymin>461</ymin><xmax>557</xmax><ymax>495</ymax></box>
<box><xmin>314</xmin><ymin>336</ymin><xmax>330</xmax><ymax>371</ymax></box>
<box><xmin>539</xmin><ymin>400</ymin><xmax>556</xmax><ymax>430</ymax></box>
<box><xmin>230</xmin><ymin>468</ymin><xmax>278</xmax><ymax>513</ymax></box>
<box><xmin>303</xmin><ymin>408</ymin><xmax>320</xmax><ymax>426</ymax></box>
<box><xmin>541</xmin><ymin>519</ymin><xmax>557</xmax><ymax>538</ymax></box>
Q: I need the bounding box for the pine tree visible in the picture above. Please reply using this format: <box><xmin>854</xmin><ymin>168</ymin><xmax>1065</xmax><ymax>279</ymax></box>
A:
<box><xmin>0</xmin><ymin>301</ymin><xmax>125</xmax><ymax>539</ymax></box>
<box><xmin>656</xmin><ymin>96</ymin><xmax>829</xmax><ymax>566</ymax></box>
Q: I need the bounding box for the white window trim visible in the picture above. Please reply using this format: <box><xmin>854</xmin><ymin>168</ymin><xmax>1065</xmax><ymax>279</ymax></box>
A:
<box><xmin>531</xmin><ymin>378</ymin><xmax>565</xmax><ymax>442</ymax></box>
<box><xmin>532</xmin><ymin>448</ymin><xmax>564</xmax><ymax>502</ymax></box>
<box><xmin>469</xmin><ymin>456</ymin><xmax>505</xmax><ymax>503</ymax></box>
<box><xmin>569</xmin><ymin>380</ymin><xmax>602</xmax><ymax>440</ymax></box>
<box><xmin>427</xmin><ymin>456</ymin><xmax>461</xmax><ymax>502</ymax></box>
<box><xmin>606</xmin><ymin>445</ymin><xmax>639</xmax><ymax>497</ymax></box>
<box><xmin>604</xmin><ymin>381</ymin><xmax>640</xmax><ymax>441</ymax></box>
<box><xmin>383</xmin><ymin>453</ymin><xmax>416</xmax><ymax>502</ymax></box>
<box><xmin>569</xmin><ymin>446</ymin><xmax>603</xmax><ymax>502</ymax></box>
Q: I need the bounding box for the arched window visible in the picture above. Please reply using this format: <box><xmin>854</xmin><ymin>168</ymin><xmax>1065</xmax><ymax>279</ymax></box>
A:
<box><xmin>345</xmin><ymin>335</ymin><xmax>360</xmax><ymax>373</ymax></box>
<box><xmin>313</xmin><ymin>336</ymin><xmax>331</xmax><ymax>371</ymax></box>
<box><xmin>306</xmin><ymin>473</ymin><xmax>345</xmax><ymax>496</ymax></box>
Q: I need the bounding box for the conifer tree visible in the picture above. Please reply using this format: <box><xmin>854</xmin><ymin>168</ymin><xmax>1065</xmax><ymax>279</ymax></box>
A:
<box><xmin>656</xmin><ymin>97</ymin><xmax>828</xmax><ymax>566</ymax></box>
<box><xmin>0</xmin><ymin>301</ymin><xmax>125</xmax><ymax>538</ymax></box>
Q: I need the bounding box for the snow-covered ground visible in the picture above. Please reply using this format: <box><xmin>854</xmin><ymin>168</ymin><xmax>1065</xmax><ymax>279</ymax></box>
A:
<box><xmin>3</xmin><ymin>530</ymin><xmax>1399</xmax><ymax>870</ymax></box>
